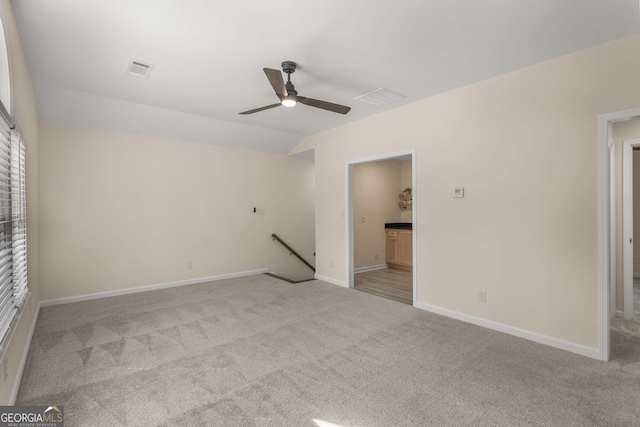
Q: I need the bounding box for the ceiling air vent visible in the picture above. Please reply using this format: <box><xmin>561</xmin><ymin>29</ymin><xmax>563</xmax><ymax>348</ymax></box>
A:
<box><xmin>127</xmin><ymin>60</ymin><xmax>154</xmax><ymax>78</ymax></box>
<box><xmin>354</xmin><ymin>88</ymin><xmax>406</xmax><ymax>107</ymax></box>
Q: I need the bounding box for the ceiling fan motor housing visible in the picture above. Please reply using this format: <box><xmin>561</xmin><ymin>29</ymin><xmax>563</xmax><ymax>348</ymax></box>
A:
<box><xmin>281</xmin><ymin>61</ymin><xmax>297</xmax><ymax>74</ymax></box>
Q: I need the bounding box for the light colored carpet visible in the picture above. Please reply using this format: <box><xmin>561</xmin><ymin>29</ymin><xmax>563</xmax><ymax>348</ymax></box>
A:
<box><xmin>17</xmin><ymin>275</ymin><xmax>640</xmax><ymax>426</ymax></box>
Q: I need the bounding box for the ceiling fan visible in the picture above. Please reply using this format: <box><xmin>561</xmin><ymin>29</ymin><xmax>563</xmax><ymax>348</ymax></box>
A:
<box><xmin>239</xmin><ymin>61</ymin><xmax>351</xmax><ymax>115</ymax></box>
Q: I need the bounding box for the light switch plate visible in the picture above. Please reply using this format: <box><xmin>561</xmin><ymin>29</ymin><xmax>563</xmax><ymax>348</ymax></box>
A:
<box><xmin>454</xmin><ymin>187</ymin><xmax>464</xmax><ymax>198</ymax></box>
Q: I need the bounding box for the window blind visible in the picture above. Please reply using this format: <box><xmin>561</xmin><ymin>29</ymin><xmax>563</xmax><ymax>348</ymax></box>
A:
<box><xmin>11</xmin><ymin>130</ymin><xmax>27</xmax><ymax>307</ymax></box>
<box><xmin>0</xmin><ymin>104</ymin><xmax>27</xmax><ymax>348</ymax></box>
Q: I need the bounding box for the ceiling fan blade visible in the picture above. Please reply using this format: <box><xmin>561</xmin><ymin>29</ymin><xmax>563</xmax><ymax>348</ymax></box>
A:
<box><xmin>263</xmin><ymin>68</ymin><xmax>288</xmax><ymax>97</ymax></box>
<box><xmin>297</xmin><ymin>97</ymin><xmax>351</xmax><ymax>114</ymax></box>
<box><xmin>239</xmin><ymin>103</ymin><xmax>282</xmax><ymax>115</ymax></box>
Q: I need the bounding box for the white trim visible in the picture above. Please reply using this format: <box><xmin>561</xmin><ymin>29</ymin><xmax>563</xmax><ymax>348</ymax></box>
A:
<box><xmin>411</xmin><ymin>152</ymin><xmax>417</xmax><ymax>306</ymax></box>
<box><xmin>314</xmin><ymin>274</ymin><xmax>348</xmax><ymax>288</ymax></box>
<box><xmin>40</xmin><ymin>269</ymin><xmax>268</xmax><ymax>307</ymax></box>
<box><xmin>354</xmin><ymin>263</ymin><xmax>388</xmax><ymax>274</ymax></box>
<box><xmin>616</xmin><ymin>309</ymin><xmax>624</xmax><ymax>318</ymax></box>
<box><xmin>0</xmin><ymin>4</ymin><xmax>12</xmax><ymax>116</ymax></box>
<box><xmin>414</xmin><ymin>301</ymin><xmax>599</xmax><ymax>360</ymax></box>
<box><xmin>598</xmin><ymin>112</ymin><xmax>612</xmax><ymax>360</ymax></box>
<box><xmin>9</xmin><ymin>302</ymin><xmax>39</xmax><ymax>405</ymax></box>
<box><xmin>346</xmin><ymin>161</ymin><xmax>354</xmax><ymax>288</ymax></box>
<box><xmin>622</xmin><ymin>139</ymin><xmax>640</xmax><ymax>318</ymax></box>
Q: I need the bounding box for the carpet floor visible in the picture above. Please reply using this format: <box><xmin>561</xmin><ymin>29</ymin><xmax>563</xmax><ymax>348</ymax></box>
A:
<box><xmin>16</xmin><ymin>275</ymin><xmax>640</xmax><ymax>426</ymax></box>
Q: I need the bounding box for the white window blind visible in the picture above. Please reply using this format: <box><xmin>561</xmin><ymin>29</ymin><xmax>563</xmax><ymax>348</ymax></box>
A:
<box><xmin>0</xmin><ymin>105</ymin><xmax>27</xmax><ymax>348</ymax></box>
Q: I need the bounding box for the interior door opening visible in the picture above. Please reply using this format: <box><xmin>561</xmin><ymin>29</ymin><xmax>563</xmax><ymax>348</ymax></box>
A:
<box><xmin>606</xmin><ymin>114</ymin><xmax>640</xmax><ymax>363</ymax></box>
<box><xmin>622</xmin><ymin>138</ymin><xmax>640</xmax><ymax>319</ymax></box>
<box><xmin>346</xmin><ymin>150</ymin><xmax>416</xmax><ymax>306</ymax></box>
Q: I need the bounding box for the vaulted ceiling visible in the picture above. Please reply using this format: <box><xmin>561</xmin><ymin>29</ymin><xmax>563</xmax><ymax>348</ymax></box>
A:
<box><xmin>12</xmin><ymin>0</ymin><xmax>640</xmax><ymax>154</ymax></box>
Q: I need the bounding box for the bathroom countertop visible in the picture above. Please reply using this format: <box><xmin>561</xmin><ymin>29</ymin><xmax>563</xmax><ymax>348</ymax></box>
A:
<box><xmin>384</xmin><ymin>222</ymin><xmax>412</xmax><ymax>230</ymax></box>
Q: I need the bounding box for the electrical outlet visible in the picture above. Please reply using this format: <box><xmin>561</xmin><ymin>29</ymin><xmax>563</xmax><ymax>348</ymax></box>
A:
<box><xmin>361</xmin><ymin>216</ymin><xmax>365</xmax><ymax>223</ymax></box>
<box><xmin>3</xmin><ymin>357</ymin><xmax>8</xmax><ymax>381</ymax></box>
<box><xmin>375</xmin><ymin>254</ymin><xmax>379</xmax><ymax>261</ymax></box>
<box><xmin>330</xmin><ymin>260</ymin><xmax>334</xmax><ymax>268</ymax></box>
<box><xmin>479</xmin><ymin>290</ymin><xmax>487</xmax><ymax>302</ymax></box>
<box><xmin>187</xmin><ymin>261</ymin><xmax>193</xmax><ymax>269</ymax></box>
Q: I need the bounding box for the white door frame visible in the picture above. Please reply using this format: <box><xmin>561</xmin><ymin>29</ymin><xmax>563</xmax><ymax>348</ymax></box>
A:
<box><xmin>345</xmin><ymin>149</ymin><xmax>417</xmax><ymax>306</ymax></box>
<box><xmin>622</xmin><ymin>139</ymin><xmax>640</xmax><ymax>318</ymax></box>
<box><xmin>598</xmin><ymin>106</ymin><xmax>640</xmax><ymax>361</ymax></box>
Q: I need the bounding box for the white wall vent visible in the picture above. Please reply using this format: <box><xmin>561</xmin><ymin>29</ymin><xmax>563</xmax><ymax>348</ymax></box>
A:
<box><xmin>127</xmin><ymin>60</ymin><xmax>154</xmax><ymax>78</ymax></box>
<box><xmin>354</xmin><ymin>88</ymin><xmax>406</xmax><ymax>107</ymax></box>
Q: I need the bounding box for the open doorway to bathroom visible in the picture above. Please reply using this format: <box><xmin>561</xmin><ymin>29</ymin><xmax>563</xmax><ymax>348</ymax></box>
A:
<box><xmin>346</xmin><ymin>150</ymin><xmax>416</xmax><ymax>305</ymax></box>
<box><xmin>610</xmin><ymin>118</ymin><xmax>640</xmax><ymax>359</ymax></box>
<box><xmin>621</xmin><ymin>138</ymin><xmax>640</xmax><ymax>320</ymax></box>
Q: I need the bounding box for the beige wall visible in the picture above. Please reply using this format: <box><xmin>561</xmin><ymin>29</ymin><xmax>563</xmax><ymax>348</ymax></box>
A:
<box><xmin>400</xmin><ymin>160</ymin><xmax>412</xmax><ymax>223</ymax></box>
<box><xmin>611</xmin><ymin>118</ymin><xmax>640</xmax><ymax>312</ymax></box>
<box><xmin>0</xmin><ymin>0</ymin><xmax>39</xmax><ymax>404</ymax></box>
<box><xmin>291</xmin><ymin>32</ymin><xmax>640</xmax><ymax>350</ymax></box>
<box><xmin>353</xmin><ymin>160</ymin><xmax>401</xmax><ymax>269</ymax></box>
<box><xmin>39</xmin><ymin>124</ymin><xmax>315</xmax><ymax>300</ymax></box>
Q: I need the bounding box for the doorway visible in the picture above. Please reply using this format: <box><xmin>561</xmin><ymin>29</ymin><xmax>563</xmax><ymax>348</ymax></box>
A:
<box><xmin>599</xmin><ymin>106</ymin><xmax>640</xmax><ymax>361</ymax></box>
<box><xmin>345</xmin><ymin>149</ymin><xmax>416</xmax><ymax>305</ymax></box>
<box><xmin>622</xmin><ymin>139</ymin><xmax>640</xmax><ymax>319</ymax></box>
<box><xmin>609</xmin><ymin>130</ymin><xmax>640</xmax><ymax>363</ymax></box>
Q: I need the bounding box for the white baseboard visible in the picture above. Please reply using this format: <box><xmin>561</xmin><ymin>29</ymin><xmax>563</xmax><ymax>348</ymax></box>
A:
<box><xmin>354</xmin><ymin>264</ymin><xmax>388</xmax><ymax>274</ymax></box>
<box><xmin>414</xmin><ymin>301</ymin><xmax>600</xmax><ymax>360</ymax></box>
<box><xmin>9</xmin><ymin>302</ymin><xmax>40</xmax><ymax>405</ymax></box>
<box><xmin>314</xmin><ymin>274</ymin><xmax>348</xmax><ymax>288</ymax></box>
<box><xmin>40</xmin><ymin>269</ymin><xmax>269</xmax><ymax>307</ymax></box>
<box><xmin>616</xmin><ymin>310</ymin><xmax>624</xmax><ymax>318</ymax></box>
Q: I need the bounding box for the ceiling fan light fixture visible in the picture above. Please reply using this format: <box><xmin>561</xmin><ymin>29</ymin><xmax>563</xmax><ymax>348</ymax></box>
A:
<box><xmin>239</xmin><ymin>62</ymin><xmax>350</xmax><ymax>115</ymax></box>
<box><xmin>281</xmin><ymin>98</ymin><xmax>296</xmax><ymax>107</ymax></box>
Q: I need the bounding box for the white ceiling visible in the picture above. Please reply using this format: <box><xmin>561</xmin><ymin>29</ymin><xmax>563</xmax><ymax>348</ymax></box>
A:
<box><xmin>11</xmin><ymin>0</ymin><xmax>640</xmax><ymax>154</ymax></box>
